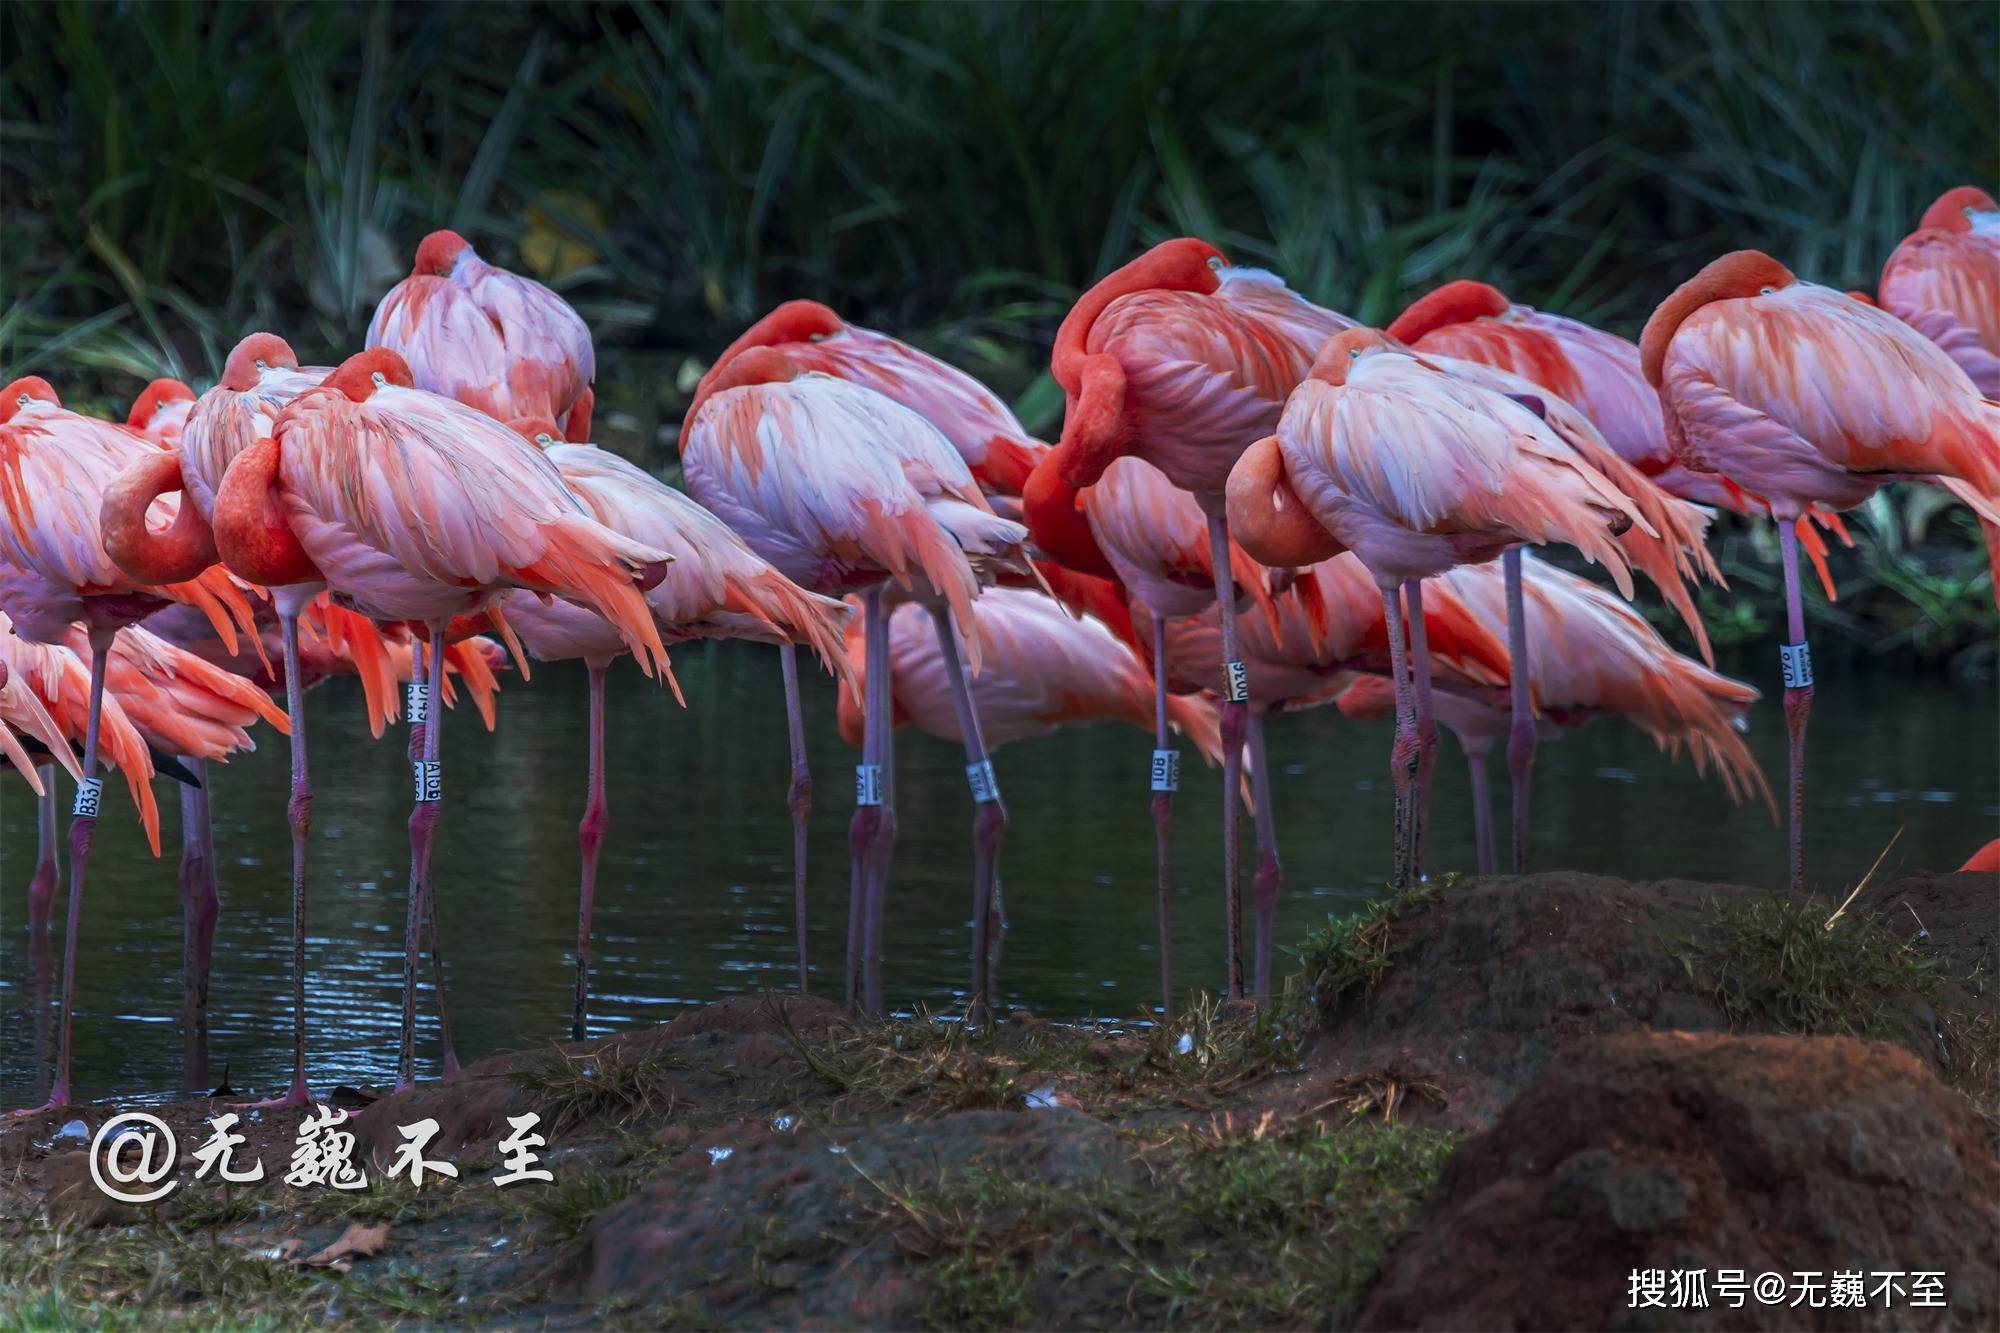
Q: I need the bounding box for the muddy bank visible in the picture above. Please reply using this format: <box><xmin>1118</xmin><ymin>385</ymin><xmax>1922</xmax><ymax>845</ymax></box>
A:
<box><xmin>2</xmin><ymin>869</ymin><xmax>1994</xmax><ymax>1329</ymax></box>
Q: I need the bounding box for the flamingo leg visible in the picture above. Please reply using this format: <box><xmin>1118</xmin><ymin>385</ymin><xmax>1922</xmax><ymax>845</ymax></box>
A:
<box><xmin>396</xmin><ymin>622</ymin><xmax>450</xmax><ymax>1089</ymax></box>
<box><xmin>780</xmin><ymin>644</ymin><xmax>812</xmax><ymax>993</ymax></box>
<box><xmin>1777</xmin><ymin>519</ymin><xmax>1813</xmax><ymax>894</ymax></box>
<box><xmin>845</xmin><ymin>591</ymin><xmax>878</xmax><ymax>1012</ymax></box>
<box><xmin>29</xmin><ymin>766</ymin><xmax>58</xmax><ymax>930</ymax></box>
<box><xmin>179</xmin><ymin>757</ymin><xmax>217</xmax><ymax>1092</ymax></box>
<box><xmin>1503</xmin><ymin>547</ymin><xmax>1536</xmax><ymax>873</ymax></box>
<box><xmin>1246</xmin><ymin>710</ymin><xmax>1283</xmax><ymax>1001</ymax></box>
<box><xmin>1202</xmin><ymin>508</ymin><xmax>1248</xmax><ymax>1000</ymax></box>
<box><xmin>863</xmin><ymin>591</ymin><xmax>898</xmax><ymax>1018</ymax></box>
<box><xmin>572</xmin><ymin>661</ymin><xmax>610</xmax><ymax>1043</ymax></box>
<box><xmin>1405</xmin><ymin>579</ymin><xmax>1438</xmax><ymax>881</ymax></box>
<box><xmin>1149</xmin><ymin>610</ymin><xmax>1176</xmax><ymax>1017</ymax></box>
<box><xmin>1467</xmin><ymin>748</ymin><xmax>1498</xmax><ymax>876</ymax></box>
<box><xmin>1382</xmin><ymin>585</ymin><xmax>1418</xmax><ymax>890</ymax></box>
<box><xmin>928</xmin><ymin>605</ymin><xmax>1007</xmax><ymax>1027</ymax></box>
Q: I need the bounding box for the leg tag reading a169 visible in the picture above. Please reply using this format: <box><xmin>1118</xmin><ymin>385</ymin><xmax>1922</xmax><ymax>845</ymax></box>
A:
<box><xmin>1779</xmin><ymin>641</ymin><xmax>1813</xmax><ymax>690</ymax></box>
<box><xmin>406</xmin><ymin>681</ymin><xmax>430</xmax><ymax>723</ymax></box>
<box><xmin>71</xmin><ymin>775</ymin><xmax>104</xmax><ymax>819</ymax></box>
<box><xmin>1151</xmin><ymin>749</ymin><xmax>1180</xmax><ymax>793</ymax></box>
<box><xmin>1223</xmin><ymin>660</ymin><xmax>1249</xmax><ymax>704</ymax></box>
<box><xmin>413</xmin><ymin>760</ymin><xmax>441</xmax><ymax>803</ymax></box>
<box><xmin>855</xmin><ymin>763</ymin><xmax>883</xmax><ymax>807</ymax></box>
<box><xmin>965</xmin><ymin>759</ymin><xmax>1000</xmax><ymax>804</ymax></box>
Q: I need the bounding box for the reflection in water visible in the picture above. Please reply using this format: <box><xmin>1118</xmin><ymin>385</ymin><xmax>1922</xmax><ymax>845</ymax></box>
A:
<box><xmin>3</xmin><ymin>641</ymin><xmax>1994</xmax><ymax>1103</ymax></box>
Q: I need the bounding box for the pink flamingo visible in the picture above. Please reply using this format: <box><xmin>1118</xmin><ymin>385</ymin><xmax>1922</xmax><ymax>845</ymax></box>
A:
<box><xmin>494</xmin><ymin>416</ymin><xmax>849</xmax><ymax>1034</ymax></box>
<box><xmin>1641</xmin><ymin>250</ymin><xmax>2000</xmax><ymax>892</ymax></box>
<box><xmin>833</xmin><ymin>585</ymin><xmax>1224</xmax><ymax>1010</ymax></box>
<box><xmin>0</xmin><ymin>378</ymin><xmax>256</xmax><ymax>1113</ymax></box>
<box><xmin>1339</xmin><ymin>553</ymin><xmax>1773</xmax><ymax>872</ymax></box>
<box><xmin>127</xmin><ymin>378</ymin><xmax>196</xmax><ymax>446</ymax></box>
<box><xmin>1037</xmin><ymin>237</ymin><xmax>1356</xmax><ymax>997</ymax></box>
<box><xmin>1879</xmin><ymin>187</ymin><xmax>2000</xmax><ymax>396</ymax></box>
<box><xmin>0</xmin><ymin>651</ymin><xmax>81</xmax><ymax>797</ymax></box>
<box><xmin>1226</xmin><ymin>328</ymin><xmax>1643</xmax><ymax>886</ymax></box>
<box><xmin>680</xmin><ymin>348</ymin><xmax>1035</xmax><ymax>1021</ymax></box>
<box><xmin>367</xmin><ymin>229</ymin><xmax>596</xmax><ymax>441</ymax></box>
<box><xmin>210</xmin><ymin>347</ymin><xmax>672</xmax><ymax>1088</ymax></box>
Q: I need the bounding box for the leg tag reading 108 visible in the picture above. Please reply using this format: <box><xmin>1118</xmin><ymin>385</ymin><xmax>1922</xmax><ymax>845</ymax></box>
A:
<box><xmin>1779</xmin><ymin>642</ymin><xmax>1813</xmax><ymax>690</ymax></box>
<box><xmin>71</xmin><ymin>776</ymin><xmax>104</xmax><ymax>819</ymax></box>
<box><xmin>1151</xmin><ymin>749</ymin><xmax>1180</xmax><ymax>793</ymax></box>
<box><xmin>854</xmin><ymin>763</ymin><xmax>883</xmax><ymax>807</ymax></box>
<box><xmin>965</xmin><ymin>759</ymin><xmax>1001</xmax><ymax>804</ymax></box>
<box><xmin>406</xmin><ymin>681</ymin><xmax>430</xmax><ymax>724</ymax></box>
<box><xmin>1223</xmin><ymin>660</ymin><xmax>1249</xmax><ymax>704</ymax></box>
<box><xmin>413</xmin><ymin>760</ymin><xmax>441</xmax><ymax>803</ymax></box>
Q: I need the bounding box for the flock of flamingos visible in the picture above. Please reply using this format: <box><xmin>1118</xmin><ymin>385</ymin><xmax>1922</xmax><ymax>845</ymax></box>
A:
<box><xmin>3</xmin><ymin>186</ymin><xmax>1997</xmax><ymax>1114</ymax></box>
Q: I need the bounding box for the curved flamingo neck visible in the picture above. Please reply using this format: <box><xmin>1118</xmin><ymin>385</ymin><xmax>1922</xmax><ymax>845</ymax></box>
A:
<box><xmin>678</xmin><ymin>347</ymin><xmax>801</xmax><ymax>450</ymax></box>
<box><xmin>101</xmin><ymin>451</ymin><xmax>218</xmax><ymax>583</ymax></box>
<box><xmin>213</xmin><ymin>436</ymin><xmax>322</xmax><ymax>587</ymax></box>
<box><xmin>1022</xmin><ymin>448</ymin><xmax>1117</xmax><ymax>580</ymax></box>
<box><xmin>1052</xmin><ymin>245</ymin><xmax>1220</xmax><ymax>389</ymax></box>
<box><xmin>1639</xmin><ymin>251</ymin><xmax>1795</xmax><ymax>387</ymax></box>
<box><xmin>1386</xmin><ymin>280</ymin><xmax>1510</xmax><ymax>344</ymax></box>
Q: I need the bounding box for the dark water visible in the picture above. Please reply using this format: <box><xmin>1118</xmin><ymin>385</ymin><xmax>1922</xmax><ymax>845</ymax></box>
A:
<box><xmin>2</xmin><ymin>640</ymin><xmax>1995</xmax><ymax>1105</ymax></box>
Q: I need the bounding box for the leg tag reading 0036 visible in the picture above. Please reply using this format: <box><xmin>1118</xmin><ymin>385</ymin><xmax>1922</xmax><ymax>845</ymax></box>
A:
<box><xmin>965</xmin><ymin>759</ymin><xmax>1000</xmax><ymax>804</ymax></box>
<box><xmin>855</xmin><ymin>763</ymin><xmax>883</xmax><ymax>807</ymax></box>
<box><xmin>406</xmin><ymin>680</ymin><xmax>429</xmax><ymax>723</ymax></box>
<box><xmin>1151</xmin><ymin>749</ymin><xmax>1180</xmax><ymax>793</ymax></box>
<box><xmin>71</xmin><ymin>775</ymin><xmax>104</xmax><ymax>819</ymax></box>
<box><xmin>1779</xmin><ymin>641</ymin><xmax>1813</xmax><ymax>690</ymax></box>
<box><xmin>1223</xmin><ymin>660</ymin><xmax>1249</xmax><ymax>704</ymax></box>
<box><xmin>413</xmin><ymin>760</ymin><xmax>441</xmax><ymax>803</ymax></box>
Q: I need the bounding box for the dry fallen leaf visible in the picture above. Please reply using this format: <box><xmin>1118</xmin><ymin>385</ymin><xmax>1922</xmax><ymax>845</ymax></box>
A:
<box><xmin>300</xmin><ymin>1222</ymin><xmax>390</xmax><ymax>1272</ymax></box>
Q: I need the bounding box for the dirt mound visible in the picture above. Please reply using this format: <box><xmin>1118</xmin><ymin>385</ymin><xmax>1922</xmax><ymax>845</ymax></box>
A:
<box><xmin>1849</xmin><ymin>869</ymin><xmax>1996</xmax><ymax>993</ymax></box>
<box><xmin>1356</xmin><ymin>1031</ymin><xmax>2000</xmax><ymax>1331</ymax></box>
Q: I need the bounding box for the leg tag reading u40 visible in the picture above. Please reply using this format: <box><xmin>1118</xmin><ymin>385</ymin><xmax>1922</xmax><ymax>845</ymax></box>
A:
<box><xmin>406</xmin><ymin>681</ymin><xmax>430</xmax><ymax>724</ymax></box>
<box><xmin>965</xmin><ymin>759</ymin><xmax>1000</xmax><ymax>804</ymax></box>
<box><xmin>1150</xmin><ymin>749</ymin><xmax>1180</xmax><ymax>793</ymax></box>
<box><xmin>1223</xmin><ymin>660</ymin><xmax>1249</xmax><ymax>704</ymax></box>
<box><xmin>413</xmin><ymin>760</ymin><xmax>441</xmax><ymax>803</ymax></box>
<box><xmin>854</xmin><ymin>763</ymin><xmax>883</xmax><ymax>807</ymax></box>
<box><xmin>71</xmin><ymin>775</ymin><xmax>104</xmax><ymax>819</ymax></box>
<box><xmin>1779</xmin><ymin>641</ymin><xmax>1813</xmax><ymax>690</ymax></box>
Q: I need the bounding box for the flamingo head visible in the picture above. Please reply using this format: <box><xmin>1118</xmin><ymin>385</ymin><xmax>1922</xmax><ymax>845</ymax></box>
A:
<box><xmin>1639</xmin><ymin>250</ymin><xmax>1794</xmax><ymax>388</ymax></box>
<box><xmin>679</xmin><ymin>303</ymin><xmax>842</xmax><ymax>450</ymax></box>
<box><xmin>1307</xmin><ymin>328</ymin><xmax>1408</xmax><ymax>387</ymax></box>
<box><xmin>0</xmin><ymin>376</ymin><xmax>60</xmax><ymax>423</ymax></box>
<box><xmin>508</xmin><ymin>416</ymin><xmax>566</xmax><ymax>449</ymax></box>
<box><xmin>413</xmin><ymin>229</ymin><xmax>473</xmax><ymax>277</ymax></box>
<box><xmin>221</xmin><ymin>333</ymin><xmax>301</xmax><ymax>391</ymax></box>
<box><xmin>1386</xmin><ymin>279</ymin><xmax>1511</xmax><ymax>344</ymax></box>
<box><xmin>324</xmin><ymin>348</ymin><xmax>416</xmax><ymax>402</ymax></box>
<box><xmin>1846</xmin><ymin>289</ymin><xmax>1879</xmax><ymax>308</ymax></box>
<box><xmin>127</xmin><ymin>378</ymin><xmax>196</xmax><ymax>429</ymax></box>
<box><xmin>1053</xmin><ymin>238</ymin><xmax>1227</xmax><ymax>385</ymax></box>
<box><xmin>1919</xmin><ymin>186</ymin><xmax>1999</xmax><ymax>234</ymax></box>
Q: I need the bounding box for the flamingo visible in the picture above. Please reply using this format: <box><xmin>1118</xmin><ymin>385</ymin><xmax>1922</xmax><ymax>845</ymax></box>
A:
<box><xmin>1879</xmin><ymin>187</ymin><xmax>2000</xmax><ymax>396</ymax></box>
<box><xmin>367</xmin><ymin>229</ymin><xmax>596</xmax><ymax>441</ymax></box>
<box><xmin>127</xmin><ymin>379</ymin><xmax>196</xmax><ymax>447</ymax></box>
<box><xmin>1962</xmin><ymin>839</ymin><xmax>2000</xmax><ymax>874</ymax></box>
<box><xmin>209</xmin><ymin>347</ymin><xmax>672</xmax><ymax>1088</ymax></box>
<box><xmin>680</xmin><ymin>349</ymin><xmax>1034</xmax><ymax>1021</ymax></box>
<box><xmin>1226</xmin><ymin>328</ymin><xmax>1644</xmax><ymax>886</ymax></box>
<box><xmin>1</xmin><ymin>620</ymin><xmax>90</xmax><ymax>926</ymax></box>
<box><xmin>1149</xmin><ymin>551</ymin><xmax>1510</xmax><ymax>984</ymax></box>
<box><xmin>494</xmin><ymin>416</ymin><xmax>849</xmax><ymax>1036</ymax></box>
<box><xmin>835</xmin><ymin>585</ymin><xmax>1224</xmax><ymax>1008</ymax></box>
<box><xmin>0</xmin><ymin>377</ymin><xmax>258</xmax><ymax>1113</ymax></box>
<box><xmin>686</xmin><ymin>300</ymin><xmax>1050</xmax><ymax>495</ymax></box>
<box><xmin>1339</xmin><ymin>553</ymin><xmax>1773</xmax><ymax>871</ymax></box>
<box><xmin>1640</xmin><ymin>250</ymin><xmax>2000</xmax><ymax>892</ymax></box>
<box><xmin>1037</xmin><ymin>237</ymin><xmax>1356</xmax><ymax>996</ymax></box>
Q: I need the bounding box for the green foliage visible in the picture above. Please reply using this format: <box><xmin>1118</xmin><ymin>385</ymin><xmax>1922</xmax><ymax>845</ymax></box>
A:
<box><xmin>1299</xmin><ymin>875</ymin><xmax>1453</xmax><ymax>1011</ymax></box>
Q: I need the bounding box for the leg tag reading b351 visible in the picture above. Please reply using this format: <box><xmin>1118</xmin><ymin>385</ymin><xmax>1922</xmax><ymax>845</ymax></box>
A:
<box><xmin>1779</xmin><ymin>642</ymin><xmax>1813</xmax><ymax>690</ymax></box>
<box><xmin>855</xmin><ymin>763</ymin><xmax>883</xmax><ymax>807</ymax></box>
<box><xmin>1151</xmin><ymin>749</ymin><xmax>1180</xmax><ymax>793</ymax></box>
<box><xmin>71</xmin><ymin>776</ymin><xmax>104</xmax><ymax>819</ymax></box>
<box><xmin>413</xmin><ymin>760</ymin><xmax>441</xmax><ymax>803</ymax></box>
<box><xmin>965</xmin><ymin>759</ymin><xmax>1000</xmax><ymax>804</ymax></box>
<box><xmin>1223</xmin><ymin>660</ymin><xmax>1249</xmax><ymax>704</ymax></box>
<box><xmin>406</xmin><ymin>681</ymin><xmax>429</xmax><ymax>723</ymax></box>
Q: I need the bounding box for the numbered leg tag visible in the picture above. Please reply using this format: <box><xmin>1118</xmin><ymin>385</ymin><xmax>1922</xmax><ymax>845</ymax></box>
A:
<box><xmin>412</xmin><ymin>760</ymin><xmax>441</xmax><ymax>803</ymax></box>
<box><xmin>854</xmin><ymin>763</ymin><xmax>883</xmax><ymax>807</ymax></box>
<box><xmin>1223</xmin><ymin>660</ymin><xmax>1249</xmax><ymax>704</ymax></box>
<box><xmin>965</xmin><ymin>759</ymin><xmax>1001</xmax><ymax>804</ymax></box>
<box><xmin>1150</xmin><ymin>748</ymin><xmax>1181</xmax><ymax>793</ymax></box>
<box><xmin>71</xmin><ymin>775</ymin><xmax>104</xmax><ymax>819</ymax></box>
<box><xmin>406</xmin><ymin>681</ymin><xmax>430</xmax><ymax>723</ymax></box>
<box><xmin>1779</xmin><ymin>641</ymin><xmax>1813</xmax><ymax>690</ymax></box>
